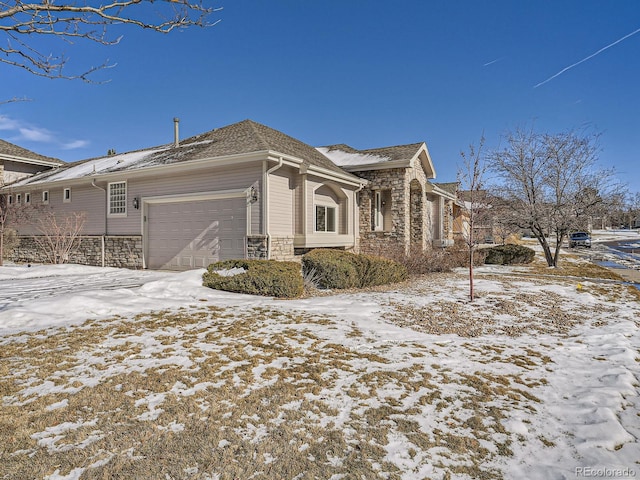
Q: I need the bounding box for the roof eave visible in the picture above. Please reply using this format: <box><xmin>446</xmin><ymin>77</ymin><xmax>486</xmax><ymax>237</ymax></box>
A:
<box><xmin>0</xmin><ymin>154</ymin><xmax>62</xmax><ymax>168</ymax></box>
<box><xmin>266</xmin><ymin>152</ymin><xmax>366</xmax><ymax>187</ymax></box>
<box><xmin>339</xmin><ymin>159</ymin><xmax>411</xmax><ymax>172</ymax></box>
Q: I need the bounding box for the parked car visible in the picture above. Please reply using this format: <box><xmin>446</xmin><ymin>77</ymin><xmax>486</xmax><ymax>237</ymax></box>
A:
<box><xmin>569</xmin><ymin>232</ymin><xmax>591</xmax><ymax>248</ymax></box>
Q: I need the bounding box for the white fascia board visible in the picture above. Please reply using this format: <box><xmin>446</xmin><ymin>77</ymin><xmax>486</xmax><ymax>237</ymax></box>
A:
<box><xmin>266</xmin><ymin>151</ymin><xmax>367</xmax><ymax>187</ymax></box>
<box><xmin>0</xmin><ymin>154</ymin><xmax>62</xmax><ymax>168</ymax></box>
<box><xmin>339</xmin><ymin>159</ymin><xmax>411</xmax><ymax>172</ymax></box>
<box><xmin>430</xmin><ymin>183</ymin><xmax>457</xmax><ymax>201</ymax></box>
<box><xmin>418</xmin><ymin>143</ymin><xmax>437</xmax><ymax>179</ymax></box>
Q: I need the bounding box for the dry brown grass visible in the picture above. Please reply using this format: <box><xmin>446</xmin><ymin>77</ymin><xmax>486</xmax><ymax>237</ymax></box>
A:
<box><xmin>0</xmin><ymin>303</ymin><xmax>554</xmax><ymax>480</ymax></box>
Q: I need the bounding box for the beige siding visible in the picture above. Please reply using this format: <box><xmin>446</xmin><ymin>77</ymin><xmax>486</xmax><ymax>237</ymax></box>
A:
<box><xmin>268</xmin><ymin>167</ymin><xmax>295</xmax><ymax>236</ymax></box>
<box><xmin>12</xmin><ymin>162</ymin><xmax>263</xmax><ymax>237</ymax></box>
<box><xmin>305</xmin><ymin>175</ymin><xmax>355</xmax><ymax>236</ymax></box>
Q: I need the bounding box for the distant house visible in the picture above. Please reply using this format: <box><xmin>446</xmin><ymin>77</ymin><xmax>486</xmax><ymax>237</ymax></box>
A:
<box><xmin>0</xmin><ymin>139</ymin><xmax>63</xmax><ymax>186</ymax></box>
<box><xmin>2</xmin><ymin>120</ymin><xmax>461</xmax><ymax>270</ymax></box>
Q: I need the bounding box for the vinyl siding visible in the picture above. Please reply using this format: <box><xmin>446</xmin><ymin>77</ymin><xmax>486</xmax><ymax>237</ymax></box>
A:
<box><xmin>306</xmin><ymin>175</ymin><xmax>354</xmax><ymax>236</ymax></box>
<box><xmin>11</xmin><ymin>162</ymin><xmax>263</xmax><ymax>237</ymax></box>
<box><xmin>268</xmin><ymin>167</ymin><xmax>295</xmax><ymax>236</ymax></box>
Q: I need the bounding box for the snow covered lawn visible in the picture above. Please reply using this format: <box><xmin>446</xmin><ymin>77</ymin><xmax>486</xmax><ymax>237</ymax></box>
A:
<box><xmin>1</xmin><ymin>257</ymin><xmax>639</xmax><ymax>479</ymax></box>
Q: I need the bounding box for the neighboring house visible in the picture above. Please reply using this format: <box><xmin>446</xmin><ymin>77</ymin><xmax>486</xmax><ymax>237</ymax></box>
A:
<box><xmin>2</xmin><ymin>119</ymin><xmax>460</xmax><ymax>270</ymax></box>
<box><xmin>318</xmin><ymin>144</ymin><xmax>460</xmax><ymax>253</ymax></box>
<box><xmin>0</xmin><ymin>139</ymin><xmax>63</xmax><ymax>186</ymax></box>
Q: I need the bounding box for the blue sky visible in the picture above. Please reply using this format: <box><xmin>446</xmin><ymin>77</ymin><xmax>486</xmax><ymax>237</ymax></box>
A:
<box><xmin>1</xmin><ymin>0</ymin><xmax>639</xmax><ymax>193</ymax></box>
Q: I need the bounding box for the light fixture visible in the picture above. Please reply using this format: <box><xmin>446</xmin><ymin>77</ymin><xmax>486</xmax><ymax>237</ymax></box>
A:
<box><xmin>133</xmin><ymin>197</ymin><xmax>140</xmax><ymax>210</ymax></box>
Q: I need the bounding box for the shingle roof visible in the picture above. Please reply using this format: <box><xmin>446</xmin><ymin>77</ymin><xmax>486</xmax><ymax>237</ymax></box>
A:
<box><xmin>8</xmin><ymin>119</ymin><xmax>359</xmax><ymax>187</ymax></box>
<box><xmin>319</xmin><ymin>142</ymin><xmax>425</xmax><ymax>168</ymax></box>
<box><xmin>139</xmin><ymin>119</ymin><xmax>348</xmax><ymax>175</ymax></box>
<box><xmin>0</xmin><ymin>139</ymin><xmax>63</xmax><ymax>164</ymax></box>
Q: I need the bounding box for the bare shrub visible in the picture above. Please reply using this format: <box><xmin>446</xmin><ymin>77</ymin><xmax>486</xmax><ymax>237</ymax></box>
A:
<box><xmin>365</xmin><ymin>243</ymin><xmax>474</xmax><ymax>276</ymax></box>
<box><xmin>2</xmin><ymin>228</ymin><xmax>20</xmax><ymax>259</ymax></box>
<box><xmin>32</xmin><ymin>211</ymin><xmax>87</xmax><ymax>264</ymax></box>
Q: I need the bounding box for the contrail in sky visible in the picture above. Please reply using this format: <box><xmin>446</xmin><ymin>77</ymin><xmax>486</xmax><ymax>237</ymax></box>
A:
<box><xmin>483</xmin><ymin>57</ymin><xmax>504</xmax><ymax>67</ymax></box>
<box><xmin>534</xmin><ymin>26</ymin><xmax>640</xmax><ymax>88</ymax></box>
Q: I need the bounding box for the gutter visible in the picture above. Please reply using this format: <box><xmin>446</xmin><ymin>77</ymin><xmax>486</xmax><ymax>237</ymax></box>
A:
<box><xmin>91</xmin><ymin>179</ymin><xmax>107</xmax><ymax>267</ymax></box>
<box><xmin>263</xmin><ymin>157</ymin><xmax>284</xmax><ymax>260</ymax></box>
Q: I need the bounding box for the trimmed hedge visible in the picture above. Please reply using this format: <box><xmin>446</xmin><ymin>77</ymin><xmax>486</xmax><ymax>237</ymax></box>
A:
<box><xmin>203</xmin><ymin>259</ymin><xmax>303</xmax><ymax>298</ymax></box>
<box><xmin>483</xmin><ymin>244</ymin><xmax>535</xmax><ymax>265</ymax></box>
<box><xmin>302</xmin><ymin>249</ymin><xmax>408</xmax><ymax>289</ymax></box>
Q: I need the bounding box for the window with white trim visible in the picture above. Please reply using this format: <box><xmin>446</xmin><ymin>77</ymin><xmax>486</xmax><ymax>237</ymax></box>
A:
<box><xmin>25</xmin><ymin>193</ymin><xmax>31</xmax><ymax>205</ymax></box>
<box><xmin>63</xmin><ymin>188</ymin><xmax>71</xmax><ymax>203</ymax></box>
<box><xmin>108</xmin><ymin>181</ymin><xmax>127</xmax><ymax>215</ymax></box>
<box><xmin>372</xmin><ymin>189</ymin><xmax>391</xmax><ymax>231</ymax></box>
<box><xmin>315</xmin><ymin>205</ymin><xmax>336</xmax><ymax>232</ymax></box>
<box><xmin>7</xmin><ymin>195</ymin><xmax>13</xmax><ymax>205</ymax></box>
<box><xmin>42</xmin><ymin>191</ymin><xmax>49</xmax><ymax>204</ymax></box>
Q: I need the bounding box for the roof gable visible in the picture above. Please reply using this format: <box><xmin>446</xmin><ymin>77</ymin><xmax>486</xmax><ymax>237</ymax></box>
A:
<box><xmin>318</xmin><ymin>142</ymin><xmax>436</xmax><ymax>178</ymax></box>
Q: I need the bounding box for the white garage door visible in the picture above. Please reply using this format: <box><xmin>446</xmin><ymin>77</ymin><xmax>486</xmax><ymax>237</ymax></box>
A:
<box><xmin>146</xmin><ymin>197</ymin><xmax>246</xmax><ymax>270</ymax></box>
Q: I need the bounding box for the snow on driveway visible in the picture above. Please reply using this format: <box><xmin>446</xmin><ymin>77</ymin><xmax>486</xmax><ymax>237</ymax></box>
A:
<box><xmin>0</xmin><ymin>264</ymin><xmax>175</xmax><ymax>308</ymax></box>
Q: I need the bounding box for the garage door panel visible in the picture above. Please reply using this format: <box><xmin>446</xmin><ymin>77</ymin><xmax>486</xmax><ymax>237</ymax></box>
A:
<box><xmin>147</xmin><ymin>197</ymin><xmax>246</xmax><ymax>271</ymax></box>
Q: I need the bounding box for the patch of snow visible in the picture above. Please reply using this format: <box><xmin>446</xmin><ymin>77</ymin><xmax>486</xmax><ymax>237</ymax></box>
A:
<box><xmin>213</xmin><ymin>267</ymin><xmax>246</xmax><ymax>277</ymax></box>
<box><xmin>317</xmin><ymin>146</ymin><xmax>390</xmax><ymax>166</ymax></box>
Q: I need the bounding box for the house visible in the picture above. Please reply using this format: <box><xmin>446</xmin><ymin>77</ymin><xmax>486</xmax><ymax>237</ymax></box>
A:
<box><xmin>0</xmin><ymin>139</ymin><xmax>63</xmax><ymax>186</ymax></box>
<box><xmin>2</xmin><ymin>119</ymin><xmax>459</xmax><ymax>270</ymax></box>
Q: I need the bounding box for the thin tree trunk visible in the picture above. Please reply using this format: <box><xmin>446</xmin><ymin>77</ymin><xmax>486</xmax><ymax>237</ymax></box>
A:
<box><xmin>469</xmin><ymin>247</ymin><xmax>474</xmax><ymax>301</ymax></box>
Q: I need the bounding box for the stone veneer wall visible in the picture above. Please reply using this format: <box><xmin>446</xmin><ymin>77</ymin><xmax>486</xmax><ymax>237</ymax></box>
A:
<box><xmin>9</xmin><ymin>235</ymin><xmax>143</xmax><ymax>268</ymax></box>
<box><xmin>247</xmin><ymin>235</ymin><xmax>295</xmax><ymax>261</ymax></box>
<box><xmin>352</xmin><ymin>168</ymin><xmax>407</xmax><ymax>254</ymax></box>
<box><xmin>247</xmin><ymin>235</ymin><xmax>268</xmax><ymax>260</ymax></box>
<box><xmin>269</xmin><ymin>236</ymin><xmax>295</xmax><ymax>261</ymax></box>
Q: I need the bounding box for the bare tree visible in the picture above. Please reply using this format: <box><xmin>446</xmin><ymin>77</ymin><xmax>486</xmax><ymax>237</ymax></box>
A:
<box><xmin>0</xmin><ymin>193</ymin><xmax>9</xmax><ymax>265</ymax></box>
<box><xmin>458</xmin><ymin>136</ymin><xmax>488</xmax><ymax>301</ymax></box>
<box><xmin>0</xmin><ymin>192</ymin><xmax>34</xmax><ymax>265</ymax></box>
<box><xmin>0</xmin><ymin>0</ymin><xmax>221</xmax><ymax>81</ymax></box>
<box><xmin>32</xmin><ymin>210</ymin><xmax>86</xmax><ymax>264</ymax></box>
<box><xmin>490</xmin><ymin>127</ymin><xmax>621</xmax><ymax>267</ymax></box>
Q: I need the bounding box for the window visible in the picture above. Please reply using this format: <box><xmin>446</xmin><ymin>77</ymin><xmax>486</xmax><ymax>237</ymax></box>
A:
<box><xmin>42</xmin><ymin>191</ymin><xmax>49</xmax><ymax>204</ymax></box>
<box><xmin>63</xmin><ymin>188</ymin><xmax>71</xmax><ymax>203</ymax></box>
<box><xmin>108</xmin><ymin>182</ymin><xmax>127</xmax><ymax>215</ymax></box>
<box><xmin>25</xmin><ymin>193</ymin><xmax>31</xmax><ymax>205</ymax></box>
<box><xmin>372</xmin><ymin>190</ymin><xmax>391</xmax><ymax>231</ymax></box>
<box><xmin>16</xmin><ymin>193</ymin><xmax>21</xmax><ymax>204</ymax></box>
<box><xmin>7</xmin><ymin>195</ymin><xmax>13</xmax><ymax>205</ymax></box>
<box><xmin>315</xmin><ymin>205</ymin><xmax>336</xmax><ymax>232</ymax></box>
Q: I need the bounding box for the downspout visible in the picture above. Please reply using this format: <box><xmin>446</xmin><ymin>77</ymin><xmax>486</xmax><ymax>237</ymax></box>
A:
<box><xmin>354</xmin><ymin>183</ymin><xmax>365</xmax><ymax>251</ymax></box>
<box><xmin>263</xmin><ymin>157</ymin><xmax>284</xmax><ymax>259</ymax></box>
<box><xmin>91</xmin><ymin>179</ymin><xmax>107</xmax><ymax>267</ymax></box>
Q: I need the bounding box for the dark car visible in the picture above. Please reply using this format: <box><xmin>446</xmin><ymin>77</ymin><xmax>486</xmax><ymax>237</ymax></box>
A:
<box><xmin>569</xmin><ymin>232</ymin><xmax>591</xmax><ymax>248</ymax></box>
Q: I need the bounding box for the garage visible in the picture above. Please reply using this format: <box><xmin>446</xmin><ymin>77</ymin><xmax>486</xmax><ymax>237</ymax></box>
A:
<box><xmin>145</xmin><ymin>195</ymin><xmax>247</xmax><ymax>270</ymax></box>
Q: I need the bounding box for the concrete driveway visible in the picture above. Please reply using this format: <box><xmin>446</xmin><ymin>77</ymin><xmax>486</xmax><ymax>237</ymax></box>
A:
<box><xmin>0</xmin><ymin>264</ymin><xmax>176</xmax><ymax>312</ymax></box>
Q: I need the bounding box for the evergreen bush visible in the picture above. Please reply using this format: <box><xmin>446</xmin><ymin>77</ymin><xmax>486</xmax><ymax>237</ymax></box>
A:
<box><xmin>203</xmin><ymin>259</ymin><xmax>303</xmax><ymax>298</ymax></box>
<box><xmin>302</xmin><ymin>249</ymin><xmax>408</xmax><ymax>289</ymax></box>
<box><xmin>483</xmin><ymin>244</ymin><xmax>535</xmax><ymax>265</ymax></box>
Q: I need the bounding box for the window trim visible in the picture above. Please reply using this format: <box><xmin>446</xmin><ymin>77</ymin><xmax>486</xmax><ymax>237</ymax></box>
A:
<box><xmin>24</xmin><ymin>192</ymin><xmax>31</xmax><ymax>205</ymax></box>
<box><xmin>372</xmin><ymin>189</ymin><xmax>390</xmax><ymax>232</ymax></box>
<box><xmin>7</xmin><ymin>194</ymin><xmax>13</xmax><ymax>205</ymax></box>
<box><xmin>108</xmin><ymin>181</ymin><xmax>127</xmax><ymax>217</ymax></box>
<box><xmin>63</xmin><ymin>188</ymin><xmax>72</xmax><ymax>203</ymax></box>
<box><xmin>16</xmin><ymin>193</ymin><xmax>21</xmax><ymax>205</ymax></box>
<box><xmin>42</xmin><ymin>191</ymin><xmax>49</xmax><ymax>204</ymax></box>
<box><xmin>107</xmin><ymin>180</ymin><xmax>128</xmax><ymax>217</ymax></box>
<box><xmin>315</xmin><ymin>204</ymin><xmax>337</xmax><ymax>233</ymax></box>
